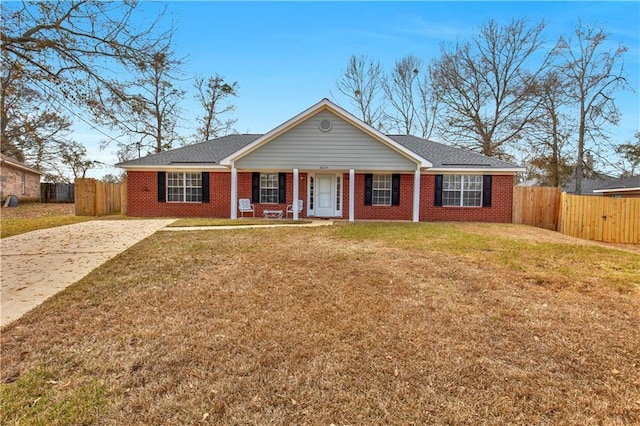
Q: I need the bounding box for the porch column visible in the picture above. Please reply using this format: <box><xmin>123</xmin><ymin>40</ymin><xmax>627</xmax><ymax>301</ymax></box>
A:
<box><xmin>349</xmin><ymin>168</ymin><xmax>355</xmax><ymax>222</ymax></box>
<box><xmin>413</xmin><ymin>168</ymin><xmax>421</xmax><ymax>222</ymax></box>
<box><xmin>293</xmin><ymin>168</ymin><xmax>299</xmax><ymax>221</ymax></box>
<box><xmin>230</xmin><ymin>167</ymin><xmax>238</xmax><ymax>219</ymax></box>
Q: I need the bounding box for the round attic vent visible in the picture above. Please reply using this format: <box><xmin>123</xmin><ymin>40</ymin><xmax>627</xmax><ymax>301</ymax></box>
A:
<box><xmin>318</xmin><ymin>119</ymin><xmax>332</xmax><ymax>132</ymax></box>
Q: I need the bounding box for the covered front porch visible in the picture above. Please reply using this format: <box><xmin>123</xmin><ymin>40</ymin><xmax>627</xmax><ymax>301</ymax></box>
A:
<box><xmin>229</xmin><ymin>168</ymin><xmax>422</xmax><ymax>222</ymax></box>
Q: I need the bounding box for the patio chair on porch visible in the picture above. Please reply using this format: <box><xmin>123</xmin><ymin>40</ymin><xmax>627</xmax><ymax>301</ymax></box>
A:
<box><xmin>286</xmin><ymin>199</ymin><xmax>303</xmax><ymax>218</ymax></box>
<box><xmin>238</xmin><ymin>198</ymin><xmax>255</xmax><ymax>218</ymax></box>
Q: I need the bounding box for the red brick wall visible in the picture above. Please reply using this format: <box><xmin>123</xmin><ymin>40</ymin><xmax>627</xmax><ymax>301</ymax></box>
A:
<box><xmin>127</xmin><ymin>171</ymin><xmax>230</xmax><ymax>217</ymax></box>
<box><xmin>127</xmin><ymin>170</ymin><xmax>514</xmax><ymax>222</ymax></box>
<box><xmin>348</xmin><ymin>173</ymin><xmax>414</xmax><ymax>220</ymax></box>
<box><xmin>420</xmin><ymin>174</ymin><xmax>514</xmax><ymax>223</ymax></box>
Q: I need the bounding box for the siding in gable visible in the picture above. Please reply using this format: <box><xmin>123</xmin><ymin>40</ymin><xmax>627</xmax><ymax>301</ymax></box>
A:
<box><xmin>235</xmin><ymin>111</ymin><xmax>417</xmax><ymax>171</ymax></box>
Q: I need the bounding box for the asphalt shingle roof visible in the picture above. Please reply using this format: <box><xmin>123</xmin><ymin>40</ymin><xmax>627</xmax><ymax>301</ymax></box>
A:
<box><xmin>561</xmin><ymin>173</ymin><xmax>618</xmax><ymax>195</ymax></box>
<box><xmin>388</xmin><ymin>135</ymin><xmax>520</xmax><ymax>169</ymax></box>
<box><xmin>116</xmin><ymin>134</ymin><xmax>261</xmax><ymax>167</ymax></box>
<box><xmin>116</xmin><ymin>133</ymin><xmax>521</xmax><ymax>170</ymax></box>
<box><xmin>594</xmin><ymin>174</ymin><xmax>640</xmax><ymax>191</ymax></box>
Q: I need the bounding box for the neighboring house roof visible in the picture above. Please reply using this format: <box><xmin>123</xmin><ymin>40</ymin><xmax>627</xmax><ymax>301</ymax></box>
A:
<box><xmin>562</xmin><ymin>173</ymin><xmax>618</xmax><ymax>195</ymax></box>
<box><xmin>0</xmin><ymin>154</ymin><xmax>43</xmax><ymax>175</ymax></box>
<box><xmin>593</xmin><ymin>175</ymin><xmax>640</xmax><ymax>193</ymax></box>
<box><xmin>117</xmin><ymin>99</ymin><xmax>523</xmax><ymax>173</ymax></box>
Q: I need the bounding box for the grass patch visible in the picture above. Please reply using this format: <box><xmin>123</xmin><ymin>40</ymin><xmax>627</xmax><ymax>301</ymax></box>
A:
<box><xmin>0</xmin><ymin>366</ymin><xmax>107</xmax><ymax>425</ymax></box>
<box><xmin>336</xmin><ymin>222</ymin><xmax>640</xmax><ymax>292</ymax></box>
<box><xmin>168</xmin><ymin>218</ymin><xmax>312</xmax><ymax>227</ymax></box>
<box><xmin>2</xmin><ymin>223</ymin><xmax>639</xmax><ymax>424</ymax></box>
<box><xmin>1</xmin><ymin>215</ymin><xmax>93</xmax><ymax>238</ymax></box>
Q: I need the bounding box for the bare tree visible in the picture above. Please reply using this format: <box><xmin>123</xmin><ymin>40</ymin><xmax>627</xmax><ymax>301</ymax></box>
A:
<box><xmin>383</xmin><ymin>55</ymin><xmax>420</xmax><ymax>135</ymax></box>
<box><xmin>1</xmin><ymin>1</ymin><xmax>167</xmax><ymax>143</ymax></box>
<box><xmin>527</xmin><ymin>71</ymin><xmax>574</xmax><ymax>186</ymax></box>
<box><xmin>430</xmin><ymin>19</ymin><xmax>548</xmax><ymax>159</ymax></box>
<box><xmin>0</xmin><ymin>54</ymin><xmax>73</xmax><ymax>165</ymax></box>
<box><xmin>334</xmin><ymin>55</ymin><xmax>385</xmax><ymax>127</ymax></box>
<box><xmin>552</xmin><ymin>21</ymin><xmax>630</xmax><ymax>193</ymax></box>
<box><xmin>383</xmin><ymin>55</ymin><xmax>439</xmax><ymax>139</ymax></box>
<box><xmin>194</xmin><ymin>75</ymin><xmax>238</xmax><ymax>141</ymax></box>
<box><xmin>102</xmin><ymin>47</ymin><xmax>186</xmax><ymax>156</ymax></box>
<box><xmin>615</xmin><ymin>132</ymin><xmax>640</xmax><ymax>177</ymax></box>
<box><xmin>59</xmin><ymin>141</ymin><xmax>99</xmax><ymax>180</ymax></box>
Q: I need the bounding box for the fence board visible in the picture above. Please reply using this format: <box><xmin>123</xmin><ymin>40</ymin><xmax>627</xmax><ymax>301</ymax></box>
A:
<box><xmin>519</xmin><ymin>188</ymin><xmax>639</xmax><ymax>243</ymax></box>
<box><xmin>512</xmin><ymin>187</ymin><xmax>561</xmax><ymax>231</ymax></box>
<box><xmin>558</xmin><ymin>193</ymin><xmax>640</xmax><ymax>244</ymax></box>
<box><xmin>75</xmin><ymin>178</ymin><xmax>125</xmax><ymax>216</ymax></box>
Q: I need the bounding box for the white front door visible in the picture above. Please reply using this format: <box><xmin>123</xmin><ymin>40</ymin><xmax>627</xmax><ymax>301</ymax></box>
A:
<box><xmin>315</xmin><ymin>174</ymin><xmax>335</xmax><ymax>217</ymax></box>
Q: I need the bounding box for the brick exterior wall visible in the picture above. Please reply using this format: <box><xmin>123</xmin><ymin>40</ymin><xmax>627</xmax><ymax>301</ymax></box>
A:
<box><xmin>127</xmin><ymin>171</ymin><xmax>231</xmax><ymax>217</ymax></box>
<box><xmin>126</xmin><ymin>170</ymin><xmax>515</xmax><ymax>222</ymax></box>
<box><xmin>0</xmin><ymin>164</ymin><xmax>41</xmax><ymax>202</ymax></box>
<box><xmin>349</xmin><ymin>173</ymin><xmax>414</xmax><ymax>220</ymax></box>
<box><xmin>420</xmin><ymin>174</ymin><xmax>514</xmax><ymax>223</ymax></box>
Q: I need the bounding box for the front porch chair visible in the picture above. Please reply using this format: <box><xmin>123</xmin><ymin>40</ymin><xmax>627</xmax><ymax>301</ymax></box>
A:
<box><xmin>238</xmin><ymin>198</ymin><xmax>255</xmax><ymax>218</ymax></box>
<box><xmin>286</xmin><ymin>199</ymin><xmax>303</xmax><ymax>218</ymax></box>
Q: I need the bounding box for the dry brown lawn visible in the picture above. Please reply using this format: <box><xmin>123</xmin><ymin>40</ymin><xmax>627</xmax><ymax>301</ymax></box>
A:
<box><xmin>1</xmin><ymin>222</ymin><xmax>639</xmax><ymax>425</ymax></box>
<box><xmin>0</xmin><ymin>203</ymin><xmax>74</xmax><ymax>219</ymax></box>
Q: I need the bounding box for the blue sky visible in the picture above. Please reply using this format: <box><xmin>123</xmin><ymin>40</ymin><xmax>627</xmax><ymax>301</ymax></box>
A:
<box><xmin>82</xmin><ymin>1</ymin><xmax>640</xmax><ymax>178</ymax></box>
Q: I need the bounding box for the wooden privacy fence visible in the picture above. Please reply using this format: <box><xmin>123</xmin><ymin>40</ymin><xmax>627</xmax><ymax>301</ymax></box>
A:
<box><xmin>512</xmin><ymin>186</ymin><xmax>562</xmax><ymax>231</ymax></box>
<box><xmin>41</xmin><ymin>183</ymin><xmax>75</xmax><ymax>203</ymax></box>
<box><xmin>513</xmin><ymin>186</ymin><xmax>639</xmax><ymax>243</ymax></box>
<box><xmin>75</xmin><ymin>178</ymin><xmax>127</xmax><ymax>216</ymax></box>
<box><xmin>558</xmin><ymin>192</ymin><xmax>640</xmax><ymax>244</ymax></box>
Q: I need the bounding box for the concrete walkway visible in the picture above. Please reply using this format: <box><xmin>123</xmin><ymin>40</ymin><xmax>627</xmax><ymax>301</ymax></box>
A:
<box><xmin>0</xmin><ymin>219</ymin><xmax>175</xmax><ymax>327</ymax></box>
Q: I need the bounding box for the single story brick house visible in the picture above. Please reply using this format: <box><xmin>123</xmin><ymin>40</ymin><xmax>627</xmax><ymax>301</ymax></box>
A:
<box><xmin>117</xmin><ymin>99</ymin><xmax>524</xmax><ymax>222</ymax></box>
<box><xmin>0</xmin><ymin>153</ymin><xmax>42</xmax><ymax>203</ymax></box>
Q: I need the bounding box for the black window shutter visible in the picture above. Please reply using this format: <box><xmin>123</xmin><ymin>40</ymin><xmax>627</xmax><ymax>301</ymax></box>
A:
<box><xmin>391</xmin><ymin>174</ymin><xmax>401</xmax><ymax>206</ymax></box>
<box><xmin>482</xmin><ymin>175</ymin><xmax>492</xmax><ymax>207</ymax></box>
<box><xmin>434</xmin><ymin>174</ymin><xmax>443</xmax><ymax>207</ymax></box>
<box><xmin>278</xmin><ymin>172</ymin><xmax>286</xmax><ymax>204</ymax></box>
<box><xmin>252</xmin><ymin>172</ymin><xmax>260</xmax><ymax>203</ymax></box>
<box><xmin>364</xmin><ymin>174</ymin><xmax>373</xmax><ymax>205</ymax></box>
<box><xmin>157</xmin><ymin>172</ymin><xmax>166</xmax><ymax>202</ymax></box>
<box><xmin>201</xmin><ymin>172</ymin><xmax>210</xmax><ymax>203</ymax></box>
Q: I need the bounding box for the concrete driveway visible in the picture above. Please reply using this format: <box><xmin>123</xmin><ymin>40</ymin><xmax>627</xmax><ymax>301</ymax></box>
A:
<box><xmin>0</xmin><ymin>219</ymin><xmax>175</xmax><ymax>327</ymax></box>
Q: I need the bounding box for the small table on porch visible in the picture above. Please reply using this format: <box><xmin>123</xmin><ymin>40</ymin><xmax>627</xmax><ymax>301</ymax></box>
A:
<box><xmin>263</xmin><ymin>209</ymin><xmax>283</xmax><ymax>219</ymax></box>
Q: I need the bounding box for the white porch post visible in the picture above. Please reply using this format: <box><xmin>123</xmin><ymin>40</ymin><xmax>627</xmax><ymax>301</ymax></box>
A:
<box><xmin>349</xmin><ymin>168</ymin><xmax>355</xmax><ymax>222</ymax></box>
<box><xmin>230</xmin><ymin>167</ymin><xmax>238</xmax><ymax>219</ymax></box>
<box><xmin>293</xmin><ymin>168</ymin><xmax>299</xmax><ymax>220</ymax></box>
<box><xmin>413</xmin><ymin>168</ymin><xmax>421</xmax><ymax>222</ymax></box>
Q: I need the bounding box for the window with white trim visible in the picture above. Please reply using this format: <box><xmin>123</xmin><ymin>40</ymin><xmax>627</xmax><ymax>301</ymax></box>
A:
<box><xmin>372</xmin><ymin>174</ymin><xmax>392</xmax><ymax>206</ymax></box>
<box><xmin>167</xmin><ymin>172</ymin><xmax>202</xmax><ymax>202</ymax></box>
<box><xmin>443</xmin><ymin>175</ymin><xmax>482</xmax><ymax>207</ymax></box>
<box><xmin>260</xmin><ymin>173</ymin><xmax>278</xmax><ymax>203</ymax></box>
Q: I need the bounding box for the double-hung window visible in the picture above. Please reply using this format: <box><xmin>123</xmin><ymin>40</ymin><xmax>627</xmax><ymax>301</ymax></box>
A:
<box><xmin>260</xmin><ymin>173</ymin><xmax>279</xmax><ymax>203</ymax></box>
<box><xmin>443</xmin><ymin>175</ymin><xmax>482</xmax><ymax>207</ymax></box>
<box><xmin>167</xmin><ymin>172</ymin><xmax>202</xmax><ymax>202</ymax></box>
<box><xmin>372</xmin><ymin>174</ymin><xmax>392</xmax><ymax>206</ymax></box>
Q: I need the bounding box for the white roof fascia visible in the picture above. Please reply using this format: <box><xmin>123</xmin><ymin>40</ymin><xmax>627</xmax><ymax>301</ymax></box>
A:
<box><xmin>220</xmin><ymin>98</ymin><xmax>432</xmax><ymax>168</ymax></box>
<box><xmin>119</xmin><ymin>165</ymin><xmax>229</xmax><ymax>172</ymax></box>
<box><xmin>424</xmin><ymin>167</ymin><xmax>525</xmax><ymax>174</ymax></box>
<box><xmin>593</xmin><ymin>187</ymin><xmax>640</xmax><ymax>193</ymax></box>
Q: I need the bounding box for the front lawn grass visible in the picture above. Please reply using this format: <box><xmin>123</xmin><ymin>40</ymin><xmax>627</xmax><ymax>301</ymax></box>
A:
<box><xmin>0</xmin><ymin>215</ymin><xmax>93</xmax><ymax>238</ymax></box>
<box><xmin>1</xmin><ymin>223</ymin><xmax>639</xmax><ymax>424</ymax></box>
